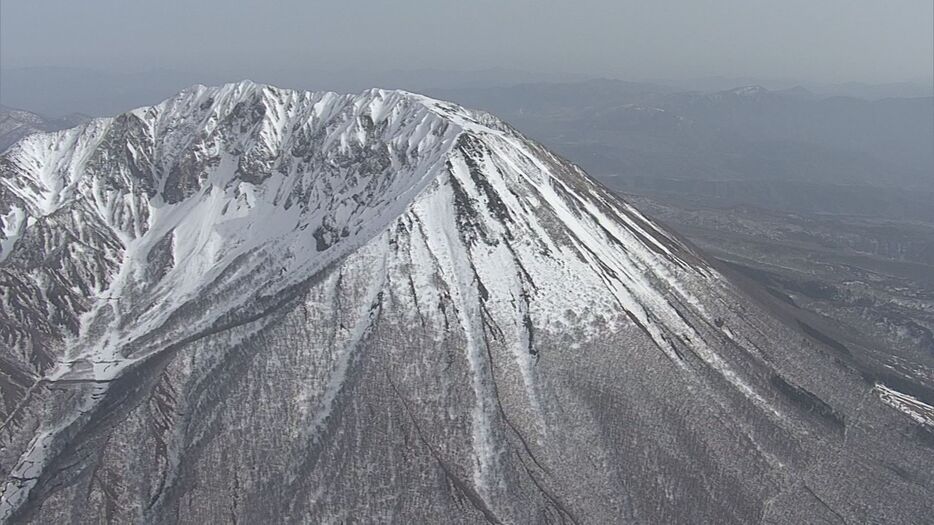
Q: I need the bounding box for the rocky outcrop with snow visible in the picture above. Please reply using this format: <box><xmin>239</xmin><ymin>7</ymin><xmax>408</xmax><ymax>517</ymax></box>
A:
<box><xmin>0</xmin><ymin>82</ymin><xmax>930</xmax><ymax>523</ymax></box>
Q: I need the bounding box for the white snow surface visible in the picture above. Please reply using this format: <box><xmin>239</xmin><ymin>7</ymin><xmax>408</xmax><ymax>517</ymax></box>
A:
<box><xmin>874</xmin><ymin>383</ymin><xmax>934</xmax><ymax>427</ymax></box>
<box><xmin>0</xmin><ymin>81</ymin><xmax>774</xmax><ymax>518</ymax></box>
<box><xmin>0</xmin><ymin>81</ymin><xmax>718</xmax><ymax>381</ymax></box>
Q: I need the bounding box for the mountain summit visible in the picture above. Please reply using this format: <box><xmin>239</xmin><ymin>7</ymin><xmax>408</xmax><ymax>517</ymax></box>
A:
<box><xmin>0</xmin><ymin>82</ymin><xmax>931</xmax><ymax>523</ymax></box>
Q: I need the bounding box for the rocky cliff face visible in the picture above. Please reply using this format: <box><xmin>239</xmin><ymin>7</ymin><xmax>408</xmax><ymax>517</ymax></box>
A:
<box><xmin>0</xmin><ymin>82</ymin><xmax>931</xmax><ymax>523</ymax></box>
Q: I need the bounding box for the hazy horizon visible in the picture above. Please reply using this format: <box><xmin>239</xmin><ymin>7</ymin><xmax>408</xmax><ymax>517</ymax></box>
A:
<box><xmin>2</xmin><ymin>0</ymin><xmax>931</xmax><ymax>86</ymax></box>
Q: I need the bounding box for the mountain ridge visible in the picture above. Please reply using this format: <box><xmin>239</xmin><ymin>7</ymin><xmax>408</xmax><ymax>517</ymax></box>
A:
<box><xmin>0</xmin><ymin>82</ymin><xmax>931</xmax><ymax>523</ymax></box>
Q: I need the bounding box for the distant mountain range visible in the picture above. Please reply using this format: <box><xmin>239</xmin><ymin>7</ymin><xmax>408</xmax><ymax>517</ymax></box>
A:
<box><xmin>1</xmin><ymin>66</ymin><xmax>929</xmax><ymax>117</ymax></box>
<box><xmin>429</xmin><ymin>79</ymin><xmax>934</xmax><ymax>220</ymax></box>
<box><xmin>0</xmin><ymin>105</ymin><xmax>89</xmax><ymax>152</ymax></box>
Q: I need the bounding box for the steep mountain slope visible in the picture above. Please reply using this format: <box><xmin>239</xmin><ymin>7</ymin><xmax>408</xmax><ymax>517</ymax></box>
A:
<box><xmin>0</xmin><ymin>107</ymin><xmax>47</xmax><ymax>153</ymax></box>
<box><xmin>0</xmin><ymin>82</ymin><xmax>931</xmax><ymax>523</ymax></box>
<box><xmin>0</xmin><ymin>105</ymin><xmax>89</xmax><ymax>153</ymax></box>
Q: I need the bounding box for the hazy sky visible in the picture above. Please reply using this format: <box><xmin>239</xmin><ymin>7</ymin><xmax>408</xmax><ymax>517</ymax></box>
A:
<box><xmin>1</xmin><ymin>0</ymin><xmax>932</xmax><ymax>84</ymax></box>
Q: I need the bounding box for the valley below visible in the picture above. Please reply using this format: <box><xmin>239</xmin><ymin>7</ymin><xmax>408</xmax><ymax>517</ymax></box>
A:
<box><xmin>620</xmin><ymin>189</ymin><xmax>934</xmax><ymax>405</ymax></box>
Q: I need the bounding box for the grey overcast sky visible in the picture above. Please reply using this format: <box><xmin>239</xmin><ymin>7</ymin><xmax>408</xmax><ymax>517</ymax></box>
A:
<box><xmin>1</xmin><ymin>0</ymin><xmax>932</xmax><ymax>84</ymax></box>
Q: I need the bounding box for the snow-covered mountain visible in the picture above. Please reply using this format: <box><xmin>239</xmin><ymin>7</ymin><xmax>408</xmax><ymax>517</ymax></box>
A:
<box><xmin>0</xmin><ymin>81</ymin><xmax>931</xmax><ymax>523</ymax></box>
<box><xmin>0</xmin><ymin>106</ymin><xmax>89</xmax><ymax>153</ymax></box>
<box><xmin>0</xmin><ymin>107</ymin><xmax>46</xmax><ymax>153</ymax></box>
